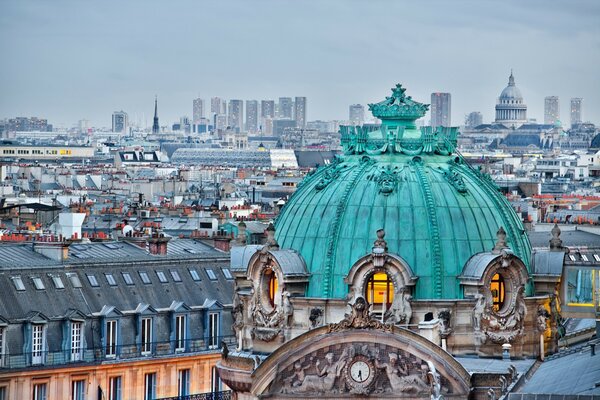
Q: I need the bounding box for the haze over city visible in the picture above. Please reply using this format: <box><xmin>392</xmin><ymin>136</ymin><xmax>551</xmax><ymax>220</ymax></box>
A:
<box><xmin>1</xmin><ymin>0</ymin><xmax>599</xmax><ymax>128</ymax></box>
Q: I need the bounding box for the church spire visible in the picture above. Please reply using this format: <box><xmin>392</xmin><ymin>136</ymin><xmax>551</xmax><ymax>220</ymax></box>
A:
<box><xmin>508</xmin><ymin>69</ymin><xmax>515</xmax><ymax>86</ymax></box>
<box><xmin>152</xmin><ymin>95</ymin><xmax>160</xmax><ymax>134</ymax></box>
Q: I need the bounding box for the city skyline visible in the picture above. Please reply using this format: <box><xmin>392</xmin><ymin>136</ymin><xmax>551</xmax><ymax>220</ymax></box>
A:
<box><xmin>1</xmin><ymin>1</ymin><xmax>599</xmax><ymax>128</ymax></box>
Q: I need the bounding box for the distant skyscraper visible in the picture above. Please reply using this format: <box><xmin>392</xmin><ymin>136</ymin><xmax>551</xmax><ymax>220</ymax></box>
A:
<box><xmin>228</xmin><ymin>100</ymin><xmax>243</xmax><ymax>132</ymax></box>
<box><xmin>215</xmin><ymin>114</ymin><xmax>228</xmax><ymax>131</ymax></box>
<box><xmin>152</xmin><ymin>97</ymin><xmax>160</xmax><ymax>134</ymax></box>
<box><xmin>570</xmin><ymin>98</ymin><xmax>583</xmax><ymax>128</ymax></box>
<box><xmin>193</xmin><ymin>98</ymin><xmax>205</xmax><ymax>123</ymax></box>
<box><xmin>211</xmin><ymin>97</ymin><xmax>226</xmax><ymax>116</ymax></box>
<box><xmin>246</xmin><ymin>100</ymin><xmax>259</xmax><ymax>132</ymax></box>
<box><xmin>112</xmin><ymin>111</ymin><xmax>129</xmax><ymax>133</ymax></box>
<box><xmin>544</xmin><ymin>96</ymin><xmax>560</xmax><ymax>125</ymax></box>
<box><xmin>278</xmin><ymin>97</ymin><xmax>293</xmax><ymax>119</ymax></box>
<box><xmin>261</xmin><ymin>100</ymin><xmax>275</xmax><ymax>118</ymax></box>
<box><xmin>349</xmin><ymin>104</ymin><xmax>365</xmax><ymax>124</ymax></box>
<box><xmin>465</xmin><ymin>111</ymin><xmax>483</xmax><ymax>128</ymax></box>
<box><xmin>430</xmin><ymin>92</ymin><xmax>451</xmax><ymax>127</ymax></box>
<box><xmin>294</xmin><ymin>97</ymin><xmax>307</xmax><ymax>128</ymax></box>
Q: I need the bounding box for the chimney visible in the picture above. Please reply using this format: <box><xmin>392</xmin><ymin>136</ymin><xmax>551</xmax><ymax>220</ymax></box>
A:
<box><xmin>33</xmin><ymin>239</ymin><xmax>70</xmax><ymax>261</ymax></box>
<box><xmin>147</xmin><ymin>233</ymin><xmax>170</xmax><ymax>255</ymax></box>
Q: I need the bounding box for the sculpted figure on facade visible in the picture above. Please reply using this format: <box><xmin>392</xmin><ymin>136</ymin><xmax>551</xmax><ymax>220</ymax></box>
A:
<box><xmin>438</xmin><ymin>309</ymin><xmax>453</xmax><ymax>338</ymax></box>
<box><xmin>286</xmin><ymin>349</ymin><xmax>350</xmax><ymax>394</ymax></box>
<box><xmin>375</xmin><ymin>352</ymin><xmax>430</xmax><ymax>394</ymax></box>
<box><xmin>309</xmin><ymin>307</ymin><xmax>323</xmax><ymax>328</ymax></box>
<box><xmin>536</xmin><ymin>305</ymin><xmax>550</xmax><ymax>333</ymax></box>
<box><xmin>231</xmin><ymin>286</ymin><xmax>244</xmax><ymax>337</ymax></box>
<box><xmin>282</xmin><ymin>291</ymin><xmax>294</xmax><ymax>328</ymax></box>
<box><xmin>384</xmin><ymin>291</ymin><xmax>412</xmax><ymax>327</ymax></box>
<box><xmin>472</xmin><ymin>293</ymin><xmax>486</xmax><ymax>332</ymax></box>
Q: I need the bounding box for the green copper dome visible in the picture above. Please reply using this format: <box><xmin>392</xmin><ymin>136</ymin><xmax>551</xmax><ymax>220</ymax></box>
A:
<box><xmin>275</xmin><ymin>84</ymin><xmax>531</xmax><ymax>300</ymax></box>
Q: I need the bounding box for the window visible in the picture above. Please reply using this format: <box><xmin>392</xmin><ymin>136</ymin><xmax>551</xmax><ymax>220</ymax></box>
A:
<box><xmin>178</xmin><ymin>369</ymin><xmax>190</xmax><ymax>397</ymax></box>
<box><xmin>105</xmin><ymin>274</ymin><xmax>117</xmax><ymax>286</ymax></box>
<box><xmin>206</xmin><ymin>269</ymin><xmax>217</xmax><ymax>281</ymax></box>
<box><xmin>156</xmin><ymin>271</ymin><xmax>167</xmax><ymax>283</ymax></box>
<box><xmin>175</xmin><ymin>315</ymin><xmax>186</xmax><ymax>352</ymax></box>
<box><xmin>105</xmin><ymin>320</ymin><xmax>117</xmax><ymax>357</ymax></box>
<box><xmin>0</xmin><ymin>386</ymin><xmax>6</xmax><ymax>400</ymax></box>
<box><xmin>208</xmin><ymin>312</ymin><xmax>219</xmax><ymax>349</ymax></box>
<box><xmin>33</xmin><ymin>383</ymin><xmax>47</xmax><ymax>400</ymax></box>
<box><xmin>71</xmin><ymin>322</ymin><xmax>83</xmax><ymax>361</ymax></box>
<box><xmin>223</xmin><ymin>269</ymin><xmax>233</xmax><ymax>279</ymax></box>
<box><xmin>365</xmin><ymin>272</ymin><xmax>394</xmax><ymax>310</ymax></box>
<box><xmin>211</xmin><ymin>366</ymin><xmax>222</xmax><ymax>393</ymax></box>
<box><xmin>139</xmin><ymin>271</ymin><xmax>151</xmax><ymax>284</ymax></box>
<box><xmin>0</xmin><ymin>327</ymin><xmax>5</xmax><ymax>367</ymax></box>
<box><xmin>490</xmin><ymin>273</ymin><xmax>506</xmax><ymax>312</ymax></box>
<box><xmin>581</xmin><ymin>254</ymin><xmax>589</xmax><ymax>262</ymax></box>
<box><xmin>141</xmin><ymin>318</ymin><xmax>152</xmax><ymax>355</ymax></box>
<box><xmin>31</xmin><ymin>324</ymin><xmax>46</xmax><ymax>365</ymax></box>
<box><xmin>67</xmin><ymin>273</ymin><xmax>82</xmax><ymax>288</ymax></box>
<box><xmin>189</xmin><ymin>269</ymin><xmax>201</xmax><ymax>281</ymax></box>
<box><xmin>86</xmin><ymin>274</ymin><xmax>99</xmax><ymax>287</ymax></box>
<box><xmin>594</xmin><ymin>254</ymin><xmax>600</xmax><ymax>262</ymax></box>
<box><xmin>11</xmin><ymin>276</ymin><xmax>25</xmax><ymax>291</ymax></box>
<box><xmin>50</xmin><ymin>275</ymin><xmax>64</xmax><ymax>289</ymax></box>
<box><xmin>72</xmin><ymin>380</ymin><xmax>86</xmax><ymax>400</ymax></box>
<box><xmin>144</xmin><ymin>373</ymin><xmax>156</xmax><ymax>400</ymax></box>
<box><xmin>264</xmin><ymin>268</ymin><xmax>278</xmax><ymax>308</ymax></box>
<box><xmin>32</xmin><ymin>277</ymin><xmax>45</xmax><ymax>290</ymax></box>
<box><xmin>170</xmin><ymin>270</ymin><xmax>182</xmax><ymax>282</ymax></box>
<box><xmin>108</xmin><ymin>377</ymin><xmax>122</xmax><ymax>400</ymax></box>
<box><xmin>121</xmin><ymin>272</ymin><xmax>134</xmax><ymax>285</ymax></box>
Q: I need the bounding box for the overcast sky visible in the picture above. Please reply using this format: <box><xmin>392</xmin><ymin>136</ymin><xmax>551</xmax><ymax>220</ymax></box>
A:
<box><xmin>1</xmin><ymin>0</ymin><xmax>599</xmax><ymax>129</ymax></box>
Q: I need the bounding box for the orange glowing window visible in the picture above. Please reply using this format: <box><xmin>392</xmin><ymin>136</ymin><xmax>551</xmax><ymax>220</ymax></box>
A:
<box><xmin>365</xmin><ymin>272</ymin><xmax>394</xmax><ymax>308</ymax></box>
<box><xmin>265</xmin><ymin>269</ymin><xmax>278</xmax><ymax>307</ymax></box>
<box><xmin>491</xmin><ymin>273</ymin><xmax>505</xmax><ymax>311</ymax></box>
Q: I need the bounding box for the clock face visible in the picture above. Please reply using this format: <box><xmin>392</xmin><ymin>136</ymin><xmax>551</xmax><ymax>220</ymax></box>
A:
<box><xmin>350</xmin><ymin>360</ymin><xmax>371</xmax><ymax>383</ymax></box>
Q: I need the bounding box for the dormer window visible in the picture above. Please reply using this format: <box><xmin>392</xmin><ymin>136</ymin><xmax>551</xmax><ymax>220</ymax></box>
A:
<box><xmin>31</xmin><ymin>277</ymin><xmax>45</xmax><ymax>290</ymax></box>
<box><xmin>11</xmin><ymin>276</ymin><xmax>25</xmax><ymax>291</ymax></box>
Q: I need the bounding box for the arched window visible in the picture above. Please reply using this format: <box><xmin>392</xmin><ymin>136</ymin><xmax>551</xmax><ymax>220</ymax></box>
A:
<box><xmin>264</xmin><ymin>268</ymin><xmax>278</xmax><ymax>308</ymax></box>
<box><xmin>490</xmin><ymin>273</ymin><xmax>505</xmax><ymax>311</ymax></box>
<box><xmin>365</xmin><ymin>272</ymin><xmax>394</xmax><ymax>310</ymax></box>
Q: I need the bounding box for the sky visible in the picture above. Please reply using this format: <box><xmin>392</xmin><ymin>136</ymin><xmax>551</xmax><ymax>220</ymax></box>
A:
<box><xmin>0</xmin><ymin>0</ymin><xmax>599</xmax><ymax>129</ymax></box>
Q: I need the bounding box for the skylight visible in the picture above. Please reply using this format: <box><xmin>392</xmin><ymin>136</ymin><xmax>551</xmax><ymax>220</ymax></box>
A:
<box><xmin>170</xmin><ymin>270</ymin><xmax>182</xmax><ymax>282</ymax></box>
<box><xmin>206</xmin><ymin>269</ymin><xmax>217</xmax><ymax>280</ymax></box>
<box><xmin>222</xmin><ymin>269</ymin><xmax>233</xmax><ymax>279</ymax></box>
<box><xmin>87</xmin><ymin>274</ymin><xmax>99</xmax><ymax>287</ymax></box>
<box><xmin>67</xmin><ymin>273</ymin><xmax>82</xmax><ymax>288</ymax></box>
<box><xmin>105</xmin><ymin>274</ymin><xmax>117</xmax><ymax>286</ymax></box>
<box><xmin>122</xmin><ymin>272</ymin><xmax>134</xmax><ymax>285</ymax></box>
<box><xmin>12</xmin><ymin>276</ymin><xmax>25</xmax><ymax>291</ymax></box>
<box><xmin>139</xmin><ymin>271</ymin><xmax>151</xmax><ymax>284</ymax></box>
<box><xmin>581</xmin><ymin>254</ymin><xmax>589</xmax><ymax>262</ymax></box>
<box><xmin>31</xmin><ymin>277</ymin><xmax>45</xmax><ymax>290</ymax></box>
<box><xmin>189</xmin><ymin>269</ymin><xmax>201</xmax><ymax>281</ymax></box>
<box><xmin>156</xmin><ymin>271</ymin><xmax>168</xmax><ymax>283</ymax></box>
<box><xmin>50</xmin><ymin>275</ymin><xmax>64</xmax><ymax>289</ymax></box>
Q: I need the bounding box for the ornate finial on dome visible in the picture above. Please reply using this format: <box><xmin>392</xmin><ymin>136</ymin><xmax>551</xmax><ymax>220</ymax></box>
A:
<box><xmin>492</xmin><ymin>226</ymin><xmax>508</xmax><ymax>254</ymax></box>
<box><xmin>508</xmin><ymin>70</ymin><xmax>515</xmax><ymax>86</ymax></box>
<box><xmin>549</xmin><ymin>223</ymin><xmax>563</xmax><ymax>251</ymax></box>
<box><xmin>372</xmin><ymin>229</ymin><xmax>388</xmax><ymax>267</ymax></box>
<box><xmin>264</xmin><ymin>223</ymin><xmax>279</xmax><ymax>250</ymax></box>
<box><xmin>368</xmin><ymin>84</ymin><xmax>429</xmax><ymax>120</ymax></box>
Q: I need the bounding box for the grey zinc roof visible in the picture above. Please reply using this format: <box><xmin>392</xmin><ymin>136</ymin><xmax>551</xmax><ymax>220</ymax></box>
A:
<box><xmin>0</xmin><ymin>244</ymin><xmax>59</xmax><ymax>268</ymax></box>
<box><xmin>531</xmin><ymin>250</ymin><xmax>565</xmax><ymax>276</ymax></box>
<box><xmin>459</xmin><ymin>252</ymin><xmax>501</xmax><ymax>281</ymax></box>
<box><xmin>230</xmin><ymin>245</ymin><xmax>263</xmax><ymax>271</ymax></box>
<box><xmin>528</xmin><ymin>230</ymin><xmax>600</xmax><ymax>248</ymax></box>
<box><xmin>270</xmin><ymin>249</ymin><xmax>308</xmax><ymax>277</ymax></box>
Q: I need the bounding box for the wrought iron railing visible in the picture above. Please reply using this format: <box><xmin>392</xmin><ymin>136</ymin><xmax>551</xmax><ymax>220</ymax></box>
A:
<box><xmin>0</xmin><ymin>335</ymin><xmax>236</xmax><ymax>370</ymax></box>
<box><xmin>156</xmin><ymin>391</ymin><xmax>232</xmax><ymax>400</ymax></box>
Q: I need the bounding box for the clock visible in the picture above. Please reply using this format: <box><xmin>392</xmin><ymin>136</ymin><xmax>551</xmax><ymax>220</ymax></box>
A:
<box><xmin>345</xmin><ymin>355</ymin><xmax>375</xmax><ymax>393</ymax></box>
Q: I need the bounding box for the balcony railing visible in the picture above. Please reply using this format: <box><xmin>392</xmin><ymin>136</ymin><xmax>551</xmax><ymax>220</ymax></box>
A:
<box><xmin>0</xmin><ymin>335</ymin><xmax>236</xmax><ymax>370</ymax></box>
<box><xmin>157</xmin><ymin>391</ymin><xmax>232</xmax><ymax>400</ymax></box>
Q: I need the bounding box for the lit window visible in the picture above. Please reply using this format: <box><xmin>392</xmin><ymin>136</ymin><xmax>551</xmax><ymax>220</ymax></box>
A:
<box><xmin>108</xmin><ymin>376</ymin><xmax>122</xmax><ymax>400</ymax></box>
<box><xmin>189</xmin><ymin>269</ymin><xmax>201</xmax><ymax>281</ymax></box>
<box><xmin>67</xmin><ymin>273</ymin><xmax>82</xmax><ymax>288</ymax></box>
<box><xmin>105</xmin><ymin>320</ymin><xmax>117</xmax><ymax>358</ymax></box>
<box><xmin>156</xmin><ymin>271</ymin><xmax>167</xmax><ymax>283</ymax></box>
<box><xmin>33</xmin><ymin>383</ymin><xmax>47</xmax><ymax>400</ymax></box>
<box><xmin>206</xmin><ymin>269</ymin><xmax>217</xmax><ymax>281</ymax></box>
<box><xmin>87</xmin><ymin>274</ymin><xmax>99</xmax><ymax>287</ymax></box>
<box><xmin>122</xmin><ymin>272</ymin><xmax>133</xmax><ymax>285</ymax></box>
<box><xmin>50</xmin><ymin>275</ymin><xmax>64</xmax><ymax>289</ymax></box>
<box><xmin>105</xmin><ymin>274</ymin><xmax>117</xmax><ymax>286</ymax></box>
<box><xmin>223</xmin><ymin>269</ymin><xmax>233</xmax><ymax>279</ymax></box>
<box><xmin>170</xmin><ymin>270</ymin><xmax>182</xmax><ymax>282</ymax></box>
<box><xmin>365</xmin><ymin>272</ymin><xmax>394</xmax><ymax>310</ymax></box>
<box><xmin>141</xmin><ymin>318</ymin><xmax>152</xmax><ymax>355</ymax></box>
<box><xmin>175</xmin><ymin>315</ymin><xmax>186</xmax><ymax>352</ymax></box>
<box><xmin>490</xmin><ymin>273</ymin><xmax>506</xmax><ymax>312</ymax></box>
<box><xmin>32</xmin><ymin>277</ymin><xmax>45</xmax><ymax>290</ymax></box>
<box><xmin>11</xmin><ymin>276</ymin><xmax>25</xmax><ymax>291</ymax></box>
<box><xmin>139</xmin><ymin>271</ymin><xmax>151</xmax><ymax>284</ymax></box>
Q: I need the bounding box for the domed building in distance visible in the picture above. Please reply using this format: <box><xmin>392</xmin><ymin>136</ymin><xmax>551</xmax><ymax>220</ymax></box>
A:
<box><xmin>219</xmin><ymin>84</ymin><xmax>563</xmax><ymax>399</ymax></box>
<box><xmin>495</xmin><ymin>71</ymin><xmax>528</xmax><ymax>128</ymax></box>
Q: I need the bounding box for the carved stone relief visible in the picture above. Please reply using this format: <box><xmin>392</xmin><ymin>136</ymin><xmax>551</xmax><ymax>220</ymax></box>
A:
<box><xmin>383</xmin><ymin>291</ymin><xmax>413</xmax><ymax>328</ymax></box>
